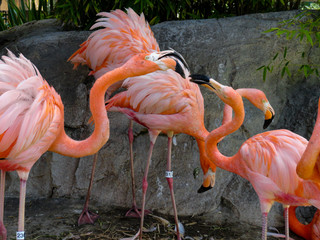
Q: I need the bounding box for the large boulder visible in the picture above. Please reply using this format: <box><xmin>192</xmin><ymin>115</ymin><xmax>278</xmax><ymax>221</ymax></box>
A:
<box><xmin>0</xmin><ymin>10</ymin><xmax>318</xmax><ymax>228</ymax></box>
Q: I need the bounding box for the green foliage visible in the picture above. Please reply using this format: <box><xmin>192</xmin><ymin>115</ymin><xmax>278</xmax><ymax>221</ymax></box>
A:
<box><xmin>54</xmin><ymin>0</ymin><xmax>109</xmax><ymax>30</ymax></box>
<box><xmin>258</xmin><ymin>8</ymin><xmax>320</xmax><ymax>81</ymax></box>
<box><xmin>0</xmin><ymin>0</ymin><xmax>53</xmax><ymax>31</ymax></box>
<box><xmin>0</xmin><ymin>0</ymin><xmax>306</xmax><ymax>31</ymax></box>
<box><xmin>54</xmin><ymin>0</ymin><xmax>303</xmax><ymax>30</ymax></box>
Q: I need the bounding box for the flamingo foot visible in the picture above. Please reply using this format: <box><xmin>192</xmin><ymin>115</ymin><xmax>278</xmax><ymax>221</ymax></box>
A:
<box><xmin>0</xmin><ymin>221</ymin><xmax>7</xmax><ymax>240</ymax></box>
<box><xmin>125</xmin><ymin>205</ymin><xmax>152</xmax><ymax>218</ymax></box>
<box><xmin>78</xmin><ymin>209</ymin><xmax>99</xmax><ymax>226</ymax></box>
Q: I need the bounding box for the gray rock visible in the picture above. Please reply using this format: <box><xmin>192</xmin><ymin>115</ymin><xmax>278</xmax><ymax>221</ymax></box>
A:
<box><xmin>0</xmin><ymin>11</ymin><xmax>318</xmax><ymax>228</ymax></box>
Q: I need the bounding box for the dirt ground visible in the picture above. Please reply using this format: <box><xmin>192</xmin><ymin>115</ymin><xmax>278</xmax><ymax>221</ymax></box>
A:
<box><xmin>3</xmin><ymin>197</ymin><xmax>303</xmax><ymax>240</ymax></box>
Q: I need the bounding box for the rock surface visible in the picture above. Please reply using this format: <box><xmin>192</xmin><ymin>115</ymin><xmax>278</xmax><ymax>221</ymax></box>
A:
<box><xmin>0</xmin><ymin>10</ymin><xmax>319</xmax><ymax>228</ymax></box>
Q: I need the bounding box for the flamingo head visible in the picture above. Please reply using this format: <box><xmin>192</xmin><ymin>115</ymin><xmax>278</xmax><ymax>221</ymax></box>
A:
<box><xmin>189</xmin><ymin>74</ymin><xmax>244</xmax><ymax>111</ymax></box>
<box><xmin>236</xmin><ymin>88</ymin><xmax>275</xmax><ymax>129</ymax></box>
<box><xmin>158</xmin><ymin>48</ymin><xmax>190</xmax><ymax>79</ymax></box>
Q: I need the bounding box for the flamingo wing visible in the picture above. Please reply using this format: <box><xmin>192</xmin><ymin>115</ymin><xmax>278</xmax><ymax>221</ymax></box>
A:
<box><xmin>0</xmin><ymin>51</ymin><xmax>63</xmax><ymax>173</ymax></box>
<box><xmin>69</xmin><ymin>8</ymin><xmax>160</xmax><ymax>77</ymax></box>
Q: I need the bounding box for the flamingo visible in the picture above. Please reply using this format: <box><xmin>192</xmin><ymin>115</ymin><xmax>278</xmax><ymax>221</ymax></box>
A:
<box><xmin>296</xmin><ymin>98</ymin><xmax>320</xmax><ymax>183</ymax></box>
<box><xmin>68</xmin><ymin>8</ymin><xmax>217</xmax><ymax>224</ymax></box>
<box><xmin>189</xmin><ymin>74</ymin><xmax>320</xmax><ymax>240</ymax></box>
<box><xmin>0</xmin><ymin>49</ymin><xmax>179</xmax><ymax>240</ymax></box>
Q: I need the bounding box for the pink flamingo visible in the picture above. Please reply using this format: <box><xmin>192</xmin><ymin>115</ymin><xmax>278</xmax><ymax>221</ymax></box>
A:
<box><xmin>0</xmin><ymin>50</ymin><xmax>178</xmax><ymax>240</ymax></box>
<box><xmin>296</xmin><ymin>98</ymin><xmax>320</xmax><ymax>183</ymax></box>
<box><xmin>68</xmin><ymin>8</ymin><xmax>217</xmax><ymax>223</ymax></box>
<box><xmin>190</xmin><ymin>74</ymin><xmax>320</xmax><ymax>240</ymax></box>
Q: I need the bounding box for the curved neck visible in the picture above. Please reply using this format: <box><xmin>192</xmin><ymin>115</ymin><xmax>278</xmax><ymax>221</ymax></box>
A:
<box><xmin>196</xmin><ymin>138</ymin><xmax>216</xmax><ymax>173</ymax></box>
<box><xmin>288</xmin><ymin>207</ymin><xmax>312</xmax><ymax>240</ymax></box>
<box><xmin>222</xmin><ymin>88</ymin><xmax>258</xmax><ymax>125</ymax></box>
<box><xmin>205</xmin><ymin>93</ymin><xmax>244</xmax><ymax>173</ymax></box>
<box><xmin>222</xmin><ymin>103</ymin><xmax>232</xmax><ymax>125</ymax></box>
<box><xmin>49</xmin><ymin>66</ymin><xmax>132</xmax><ymax>157</ymax></box>
<box><xmin>297</xmin><ymin>98</ymin><xmax>320</xmax><ymax>181</ymax></box>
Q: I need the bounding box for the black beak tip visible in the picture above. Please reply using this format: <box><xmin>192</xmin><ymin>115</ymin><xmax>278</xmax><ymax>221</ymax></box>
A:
<box><xmin>197</xmin><ymin>185</ymin><xmax>213</xmax><ymax>193</ymax></box>
<box><xmin>189</xmin><ymin>74</ymin><xmax>210</xmax><ymax>84</ymax></box>
<box><xmin>263</xmin><ymin>115</ymin><xmax>274</xmax><ymax>129</ymax></box>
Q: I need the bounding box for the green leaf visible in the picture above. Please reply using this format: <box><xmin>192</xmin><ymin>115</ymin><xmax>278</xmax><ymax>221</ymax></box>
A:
<box><xmin>272</xmin><ymin>52</ymin><xmax>279</xmax><ymax>60</ymax></box>
<box><xmin>263</xmin><ymin>27</ymin><xmax>279</xmax><ymax>33</ymax></box>
<box><xmin>281</xmin><ymin>67</ymin><xmax>286</xmax><ymax>77</ymax></box>
<box><xmin>285</xmin><ymin>67</ymin><xmax>291</xmax><ymax>77</ymax></box>
<box><xmin>256</xmin><ymin>65</ymin><xmax>265</xmax><ymax>70</ymax></box>
<box><xmin>303</xmin><ymin>65</ymin><xmax>310</xmax><ymax>77</ymax></box>
<box><xmin>276</xmin><ymin>30</ymin><xmax>287</xmax><ymax>36</ymax></box>
<box><xmin>283</xmin><ymin>47</ymin><xmax>287</xmax><ymax>59</ymax></box>
<box><xmin>263</xmin><ymin>67</ymin><xmax>267</xmax><ymax>81</ymax></box>
<box><xmin>305</xmin><ymin>31</ymin><xmax>314</xmax><ymax>46</ymax></box>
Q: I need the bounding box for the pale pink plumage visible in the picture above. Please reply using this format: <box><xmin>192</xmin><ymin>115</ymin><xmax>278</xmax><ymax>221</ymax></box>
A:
<box><xmin>191</xmin><ymin>76</ymin><xmax>320</xmax><ymax>240</ymax></box>
<box><xmin>69</xmin><ymin>8</ymin><xmax>160</xmax><ymax>95</ymax></box>
<box><xmin>0</xmin><ymin>51</ymin><xmax>62</xmax><ymax>175</ymax></box>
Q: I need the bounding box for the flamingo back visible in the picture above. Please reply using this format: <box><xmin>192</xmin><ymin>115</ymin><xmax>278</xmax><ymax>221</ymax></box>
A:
<box><xmin>0</xmin><ymin>51</ymin><xmax>63</xmax><ymax>174</ymax></box>
<box><xmin>107</xmin><ymin>70</ymin><xmax>203</xmax><ymax>116</ymax></box>
<box><xmin>69</xmin><ymin>8</ymin><xmax>160</xmax><ymax>79</ymax></box>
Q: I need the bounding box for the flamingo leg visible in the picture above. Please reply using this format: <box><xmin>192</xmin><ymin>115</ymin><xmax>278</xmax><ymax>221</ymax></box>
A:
<box><xmin>283</xmin><ymin>205</ymin><xmax>290</xmax><ymax>240</ymax></box>
<box><xmin>78</xmin><ymin>153</ymin><xmax>99</xmax><ymax>226</ymax></box>
<box><xmin>125</xmin><ymin>121</ymin><xmax>151</xmax><ymax>218</ymax></box>
<box><xmin>166</xmin><ymin>132</ymin><xmax>181</xmax><ymax>240</ymax></box>
<box><xmin>261</xmin><ymin>212</ymin><xmax>268</xmax><ymax>240</ymax></box>
<box><xmin>0</xmin><ymin>170</ymin><xmax>6</xmax><ymax>240</ymax></box>
<box><xmin>17</xmin><ymin>179</ymin><xmax>26</xmax><ymax>240</ymax></box>
<box><xmin>138</xmin><ymin>132</ymin><xmax>158</xmax><ymax>240</ymax></box>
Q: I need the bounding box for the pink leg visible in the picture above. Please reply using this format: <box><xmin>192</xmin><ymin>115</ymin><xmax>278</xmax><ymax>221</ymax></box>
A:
<box><xmin>261</xmin><ymin>212</ymin><xmax>268</xmax><ymax>240</ymax></box>
<box><xmin>283</xmin><ymin>205</ymin><xmax>290</xmax><ymax>240</ymax></box>
<box><xmin>0</xmin><ymin>170</ymin><xmax>6</xmax><ymax>240</ymax></box>
<box><xmin>17</xmin><ymin>179</ymin><xmax>27</xmax><ymax>240</ymax></box>
<box><xmin>166</xmin><ymin>133</ymin><xmax>181</xmax><ymax>240</ymax></box>
<box><xmin>78</xmin><ymin>153</ymin><xmax>99</xmax><ymax>226</ymax></box>
<box><xmin>125</xmin><ymin>121</ymin><xmax>151</xmax><ymax>218</ymax></box>
<box><xmin>138</xmin><ymin>133</ymin><xmax>158</xmax><ymax>240</ymax></box>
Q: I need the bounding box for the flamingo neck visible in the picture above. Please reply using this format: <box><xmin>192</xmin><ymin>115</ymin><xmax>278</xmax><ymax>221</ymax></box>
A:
<box><xmin>288</xmin><ymin>207</ymin><xmax>312</xmax><ymax>240</ymax></box>
<box><xmin>196</xmin><ymin>138</ymin><xmax>217</xmax><ymax>174</ymax></box>
<box><xmin>49</xmin><ymin>66</ymin><xmax>130</xmax><ymax>157</ymax></box>
<box><xmin>205</xmin><ymin>93</ymin><xmax>244</xmax><ymax>173</ymax></box>
<box><xmin>297</xmin><ymin>98</ymin><xmax>320</xmax><ymax>181</ymax></box>
<box><xmin>222</xmin><ymin>88</ymin><xmax>257</xmax><ymax>125</ymax></box>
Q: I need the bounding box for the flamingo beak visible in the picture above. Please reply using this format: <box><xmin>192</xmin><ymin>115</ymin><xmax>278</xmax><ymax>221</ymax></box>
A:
<box><xmin>198</xmin><ymin>169</ymin><xmax>216</xmax><ymax>193</ymax></box>
<box><xmin>263</xmin><ymin>103</ymin><xmax>275</xmax><ymax>129</ymax></box>
<box><xmin>189</xmin><ymin>74</ymin><xmax>217</xmax><ymax>91</ymax></box>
